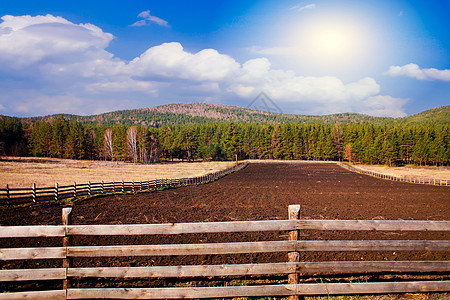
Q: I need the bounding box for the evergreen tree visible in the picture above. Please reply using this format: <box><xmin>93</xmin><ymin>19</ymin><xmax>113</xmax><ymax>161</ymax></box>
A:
<box><xmin>29</xmin><ymin>121</ymin><xmax>52</xmax><ymax>157</ymax></box>
<box><xmin>322</xmin><ymin>126</ymin><xmax>336</xmax><ymax>160</ymax></box>
<box><xmin>331</xmin><ymin>123</ymin><xmax>344</xmax><ymax>161</ymax></box>
<box><xmin>223</xmin><ymin>122</ymin><xmax>241</xmax><ymax>163</ymax></box>
<box><xmin>0</xmin><ymin>117</ymin><xmax>26</xmax><ymax>156</ymax></box>
<box><xmin>271</xmin><ymin>125</ymin><xmax>283</xmax><ymax>159</ymax></box>
<box><xmin>280</xmin><ymin>124</ymin><xmax>294</xmax><ymax>160</ymax></box>
<box><xmin>112</xmin><ymin>125</ymin><xmax>127</xmax><ymax>161</ymax></box>
<box><xmin>65</xmin><ymin>120</ymin><xmax>85</xmax><ymax>159</ymax></box>
<box><xmin>50</xmin><ymin>115</ymin><xmax>68</xmax><ymax>158</ymax></box>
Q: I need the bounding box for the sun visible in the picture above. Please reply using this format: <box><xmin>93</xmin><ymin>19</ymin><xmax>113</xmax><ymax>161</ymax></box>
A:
<box><xmin>307</xmin><ymin>23</ymin><xmax>358</xmax><ymax>60</ymax></box>
<box><xmin>285</xmin><ymin>14</ymin><xmax>378</xmax><ymax>74</ymax></box>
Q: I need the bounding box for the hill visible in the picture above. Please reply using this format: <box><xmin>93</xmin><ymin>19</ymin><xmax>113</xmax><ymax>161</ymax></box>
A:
<box><xmin>397</xmin><ymin>106</ymin><xmax>450</xmax><ymax>124</ymax></box>
<box><xmin>14</xmin><ymin>103</ymin><xmax>450</xmax><ymax>126</ymax></box>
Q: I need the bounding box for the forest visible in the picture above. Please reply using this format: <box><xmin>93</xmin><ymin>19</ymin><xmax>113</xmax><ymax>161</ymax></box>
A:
<box><xmin>0</xmin><ymin>115</ymin><xmax>449</xmax><ymax>166</ymax></box>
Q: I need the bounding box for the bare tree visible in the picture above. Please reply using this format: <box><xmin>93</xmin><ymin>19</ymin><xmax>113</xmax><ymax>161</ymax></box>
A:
<box><xmin>127</xmin><ymin>126</ymin><xmax>138</xmax><ymax>163</ymax></box>
<box><xmin>103</xmin><ymin>128</ymin><xmax>113</xmax><ymax>160</ymax></box>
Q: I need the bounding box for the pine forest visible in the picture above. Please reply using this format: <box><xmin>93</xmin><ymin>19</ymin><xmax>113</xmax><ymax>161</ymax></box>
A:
<box><xmin>1</xmin><ymin>114</ymin><xmax>448</xmax><ymax>166</ymax></box>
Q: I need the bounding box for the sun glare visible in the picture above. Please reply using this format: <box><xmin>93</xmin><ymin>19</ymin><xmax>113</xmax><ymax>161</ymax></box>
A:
<box><xmin>285</xmin><ymin>13</ymin><xmax>378</xmax><ymax>74</ymax></box>
<box><xmin>308</xmin><ymin>23</ymin><xmax>357</xmax><ymax>59</ymax></box>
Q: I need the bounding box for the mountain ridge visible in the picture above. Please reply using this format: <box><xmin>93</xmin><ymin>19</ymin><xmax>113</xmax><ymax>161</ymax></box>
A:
<box><xmin>10</xmin><ymin>103</ymin><xmax>450</xmax><ymax>126</ymax></box>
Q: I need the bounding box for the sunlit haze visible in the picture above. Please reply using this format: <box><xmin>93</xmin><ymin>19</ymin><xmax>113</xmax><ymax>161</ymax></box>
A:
<box><xmin>286</xmin><ymin>13</ymin><xmax>378</xmax><ymax>75</ymax></box>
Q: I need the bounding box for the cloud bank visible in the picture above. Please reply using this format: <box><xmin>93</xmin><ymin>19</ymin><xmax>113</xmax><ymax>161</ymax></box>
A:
<box><xmin>0</xmin><ymin>14</ymin><xmax>408</xmax><ymax>117</ymax></box>
<box><xmin>385</xmin><ymin>63</ymin><xmax>450</xmax><ymax>81</ymax></box>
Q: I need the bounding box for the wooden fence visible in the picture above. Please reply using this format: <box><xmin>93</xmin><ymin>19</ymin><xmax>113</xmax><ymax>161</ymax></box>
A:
<box><xmin>0</xmin><ymin>162</ymin><xmax>248</xmax><ymax>205</ymax></box>
<box><xmin>337</xmin><ymin>162</ymin><xmax>449</xmax><ymax>186</ymax></box>
<box><xmin>0</xmin><ymin>205</ymin><xmax>449</xmax><ymax>299</ymax></box>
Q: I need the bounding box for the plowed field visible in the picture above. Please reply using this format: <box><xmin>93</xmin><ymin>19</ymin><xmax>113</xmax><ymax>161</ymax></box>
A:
<box><xmin>1</xmin><ymin>163</ymin><xmax>449</xmax><ymax>292</ymax></box>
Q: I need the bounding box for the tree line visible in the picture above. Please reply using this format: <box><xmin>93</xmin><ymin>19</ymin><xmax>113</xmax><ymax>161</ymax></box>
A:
<box><xmin>0</xmin><ymin>115</ymin><xmax>449</xmax><ymax>166</ymax></box>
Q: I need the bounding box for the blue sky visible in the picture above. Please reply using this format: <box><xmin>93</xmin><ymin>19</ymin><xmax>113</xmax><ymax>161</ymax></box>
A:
<box><xmin>0</xmin><ymin>0</ymin><xmax>448</xmax><ymax>118</ymax></box>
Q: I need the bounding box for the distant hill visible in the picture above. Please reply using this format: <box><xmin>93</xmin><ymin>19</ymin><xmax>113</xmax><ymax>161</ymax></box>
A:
<box><xmin>397</xmin><ymin>106</ymin><xmax>450</xmax><ymax>125</ymax></box>
<box><xmin>15</xmin><ymin>103</ymin><xmax>450</xmax><ymax>126</ymax></box>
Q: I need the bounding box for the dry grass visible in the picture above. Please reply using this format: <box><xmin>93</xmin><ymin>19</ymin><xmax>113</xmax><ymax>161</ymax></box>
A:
<box><xmin>0</xmin><ymin>157</ymin><xmax>235</xmax><ymax>188</ymax></box>
<box><xmin>354</xmin><ymin>164</ymin><xmax>450</xmax><ymax>181</ymax></box>
<box><xmin>248</xmin><ymin>160</ymin><xmax>450</xmax><ymax>181</ymax></box>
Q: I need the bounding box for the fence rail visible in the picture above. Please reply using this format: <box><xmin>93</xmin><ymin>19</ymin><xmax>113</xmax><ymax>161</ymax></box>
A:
<box><xmin>0</xmin><ymin>205</ymin><xmax>449</xmax><ymax>299</ymax></box>
<box><xmin>337</xmin><ymin>162</ymin><xmax>449</xmax><ymax>186</ymax></box>
<box><xmin>0</xmin><ymin>162</ymin><xmax>248</xmax><ymax>205</ymax></box>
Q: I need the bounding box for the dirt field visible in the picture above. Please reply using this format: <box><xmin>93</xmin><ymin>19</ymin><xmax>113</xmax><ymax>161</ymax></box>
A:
<box><xmin>0</xmin><ymin>157</ymin><xmax>234</xmax><ymax>188</ymax></box>
<box><xmin>0</xmin><ymin>163</ymin><xmax>449</xmax><ymax>294</ymax></box>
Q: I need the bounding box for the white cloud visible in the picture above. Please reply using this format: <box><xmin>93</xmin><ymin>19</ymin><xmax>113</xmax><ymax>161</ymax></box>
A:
<box><xmin>232</xmin><ymin>65</ymin><xmax>380</xmax><ymax>104</ymax></box>
<box><xmin>228</xmin><ymin>65</ymin><xmax>407</xmax><ymax>117</ymax></box>
<box><xmin>385</xmin><ymin>63</ymin><xmax>450</xmax><ymax>81</ymax></box>
<box><xmin>0</xmin><ymin>14</ymin><xmax>408</xmax><ymax>118</ymax></box>
<box><xmin>128</xmin><ymin>42</ymin><xmax>240</xmax><ymax>82</ymax></box>
<box><xmin>239</xmin><ymin>58</ymin><xmax>272</xmax><ymax>83</ymax></box>
<box><xmin>131</xmin><ymin>10</ymin><xmax>169</xmax><ymax>27</ymax></box>
<box><xmin>11</xmin><ymin>93</ymin><xmax>140</xmax><ymax>116</ymax></box>
<box><xmin>358</xmin><ymin>95</ymin><xmax>409</xmax><ymax>118</ymax></box>
<box><xmin>0</xmin><ymin>14</ymin><xmax>113</xmax><ymax>68</ymax></box>
<box><xmin>247</xmin><ymin>46</ymin><xmax>298</xmax><ymax>56</ymax></box>
<box><xmin>291</xmin><ymin>4</ymin><xmax>316</xmax><ymax>12</ymax></box>
<box><xmin>85</xmin><ymin>80</ymin><xmax>161</xmax><ymax>94</ymax></box>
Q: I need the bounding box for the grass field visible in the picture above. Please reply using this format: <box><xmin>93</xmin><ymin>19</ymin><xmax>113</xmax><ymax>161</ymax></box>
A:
<box><xmin>354</xmin><ymin>164</ymin><xmax>450</xmax><ymax>181</ymax></box>
<box><xmin>1</xmin><ymin>157</ymin><xmax>448</xmax><ymax>189</ymax></box>
<box><xmin>0</xmin><ymin>157</ymin><xmax>235</xmax><ymax>188</ymax></box>
<box><xmin>248</xmin><ymin>159</ymin><xmax>450</xmax><ymax>181</ymax></box>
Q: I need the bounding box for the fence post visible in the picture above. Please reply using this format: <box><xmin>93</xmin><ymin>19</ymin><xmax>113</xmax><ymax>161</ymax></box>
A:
<box><xmin>62</xmin><ymin>207</ymin><xmax>72</xmax><ymax>291</ymax></box>
<box><xmin>101</xmin><ymin>180</ymin><xmax>104</xmax><ymax>194</ymax></box>
<box><xmin>122</xmin><ymin>180</ymin><xmax>125</xmax><ymax>193</ymax></box>
<box><xmin>88</xmin><ymin>181</ymin><xmax>91</xmax><ymax>196</ymax></box>
<box><xmin>73</xmin><ymin>182</ymin><xmax>77</xmax><ymax>198</ymax></box>
<box><xmin>32</xmin><ymin>183</ymin><xmax>36</xmax><ymax>203</ymax></box>
<box><xmin>6</xmin><ymin>184</ymin><xmax>10</xmax><ymax>201</ymax></box>
<box><xmin>55</xmin><ymin>183</ymin><xmax>59</xmax><ymax>202</ymax></box>
<box><xmin>288</xmin><ymin>204</ymin><xmax>300</xmax><ymax>300</ymax></box>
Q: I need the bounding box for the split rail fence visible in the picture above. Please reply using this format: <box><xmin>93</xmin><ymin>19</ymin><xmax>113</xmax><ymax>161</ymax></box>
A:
<box><xmin>0</xmin><ymin>162</ymin><xmax>248</xmax><ymax>205</ymax></box>
<box><xmin>337</xmin><ymin>162</ymin><xmax>449</xmax><ymax>186</ymax></box>
<box><xmin>0</xmin><ymin>205</ymin><xmax>449</xmax><ymax>299</ymax></box>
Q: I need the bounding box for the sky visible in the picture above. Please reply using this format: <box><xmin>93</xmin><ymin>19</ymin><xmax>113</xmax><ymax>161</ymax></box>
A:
<box><xmin>0</xmin><ymin>0</ymin><xmax>449</xmax><ymax>118</ymax></box>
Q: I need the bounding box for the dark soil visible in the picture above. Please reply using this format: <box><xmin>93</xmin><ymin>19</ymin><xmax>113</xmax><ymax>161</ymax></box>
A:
<box><xmin>1</xmin><ymin>163</ymin><xmax>449</xmax><ymax>292</ymax></box>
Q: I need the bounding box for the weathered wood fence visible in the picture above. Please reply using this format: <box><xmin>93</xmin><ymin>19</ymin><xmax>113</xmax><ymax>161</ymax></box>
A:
<box><xmin>0</xmin><ymin>162</ymin><xmax>248</xmax><ymax>205</ymax></box>
<box><xmin>0</xmin><ymin>205</ymin><xmax>449</xmax><ymax>299</ymax></box>
<box><xmin>337</xmin><ymin>162</ymin><xmax>449</xmax><ymax>186</ymax></box>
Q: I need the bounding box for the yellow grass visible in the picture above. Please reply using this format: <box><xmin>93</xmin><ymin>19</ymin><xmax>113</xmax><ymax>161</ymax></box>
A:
<box><xmin>0</xmin><ymin>157</ymin><xmax>235</xmax><ymax>188</ymax></box>
<box><xmin>354</xmin><ymin>164</ymin><xmax>450</xmax><ymax>181</ymax></box>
